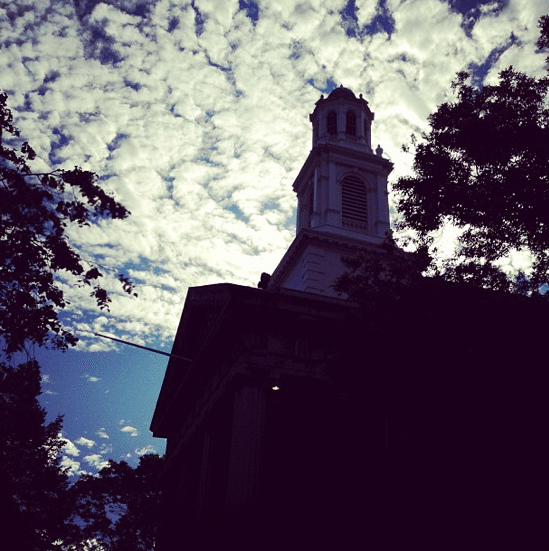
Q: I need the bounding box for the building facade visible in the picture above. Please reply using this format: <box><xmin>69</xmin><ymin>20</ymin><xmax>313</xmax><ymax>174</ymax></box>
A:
<box><xmin>151</xmin><ymin>88</ymin><xmax>548</xmax><ymax>550</ymax></box>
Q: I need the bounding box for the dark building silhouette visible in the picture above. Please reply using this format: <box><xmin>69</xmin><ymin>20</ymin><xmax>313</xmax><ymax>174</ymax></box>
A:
<box><xmin>151</xmin><ymin>88</ymin><xmax>548</xmax><ymax>550</ymax></box>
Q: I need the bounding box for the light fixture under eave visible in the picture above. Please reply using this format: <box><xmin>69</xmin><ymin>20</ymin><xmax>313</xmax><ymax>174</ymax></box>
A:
<box><xmin>272</xmin><ymin>385</ymin><xmax>280</xmax><ymax>391</ymax></box>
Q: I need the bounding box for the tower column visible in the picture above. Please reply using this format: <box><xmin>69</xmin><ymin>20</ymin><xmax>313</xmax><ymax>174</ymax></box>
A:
<box><xmin>326</xmin><ymin>157</ymin><xmax>339</xmax><ymax>226</ymax></box>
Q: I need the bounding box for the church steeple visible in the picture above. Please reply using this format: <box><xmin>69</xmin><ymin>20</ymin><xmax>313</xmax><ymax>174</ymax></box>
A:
<box><xmin>270</xmin><ymin>86</ymin><xmax>393</xmax><ymax>297</ymax></box>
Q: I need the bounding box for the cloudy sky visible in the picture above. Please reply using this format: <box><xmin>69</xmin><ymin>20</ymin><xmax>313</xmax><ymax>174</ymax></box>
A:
<box><xmin>1</xmin><ymin>0</ymin><xmax>547</xmax><ymax>474</ymax></box>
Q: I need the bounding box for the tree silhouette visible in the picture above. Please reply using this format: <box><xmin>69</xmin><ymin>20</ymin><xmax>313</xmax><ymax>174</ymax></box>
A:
<box><xmin>0</xmin><ymin>91</ymin><xmax>136</xmax><ymax>356</ymax></box>
<box><xmin>329</xmin><ymin>20</ymin><xmax>549</xmax><ymax>548</ymax></box>
<box><xmin>67</xmin><ymin>455</ymin><xmax>164</xmax><ymax>551</ymax></box>
<box><xmin>0</xmin><ymin>360</ymin><xmax>69</xmax><ymax>551</ymax></box>
<box><xmin>0</xmin><ymin>91</ymin><xmax>139</xmax><ymax>549</ymax></box>
<box><xmin>393</xmin><ymin>17</ymin><xmax>549</xmax><ymax>294</ymax></box>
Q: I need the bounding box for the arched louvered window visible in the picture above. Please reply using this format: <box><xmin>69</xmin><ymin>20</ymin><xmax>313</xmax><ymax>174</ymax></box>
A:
<box><xmin>327</xmin><ymin>111</ymin><xmax>337</xmax><ymax>135</ymax></box>
<box><xmin>342</xmin><ymin>174</ymin><xmax>368</xmax><ymax>229</ymax></box>
<box><xmin>346</xmin><ymin>111</ymin><xmax>357</xmax><ymax>135</ymax></box>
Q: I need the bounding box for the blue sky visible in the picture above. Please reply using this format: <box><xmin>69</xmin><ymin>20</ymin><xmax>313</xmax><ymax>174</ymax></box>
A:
<box><xmin>37</xmin><ymin>345</ymin><xmax>167</xmax><ymax>473</ymax></box>
<box><xmin>1</xmin><ymin>0</ymin><xmax>547</xmax><ymax>475</ymax></box>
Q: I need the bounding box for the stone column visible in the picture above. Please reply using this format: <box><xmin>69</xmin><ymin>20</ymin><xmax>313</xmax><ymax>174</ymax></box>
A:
<box><xmin>225</xmin><ymin>383</ymin><xmax>266</xmax><ymax>509</ymax></box>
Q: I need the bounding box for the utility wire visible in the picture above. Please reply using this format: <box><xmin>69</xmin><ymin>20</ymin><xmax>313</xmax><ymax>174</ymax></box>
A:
<box><xmin>94</xmin><ymin>332</ymin><xmax>192</xmax><ymax>362</ymax></box>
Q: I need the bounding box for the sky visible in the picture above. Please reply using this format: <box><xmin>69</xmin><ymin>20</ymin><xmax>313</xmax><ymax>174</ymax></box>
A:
<box><xmin>1</xmin><ymin>0</ymin><xmax>547</xmax><ymax>476</ymax></box>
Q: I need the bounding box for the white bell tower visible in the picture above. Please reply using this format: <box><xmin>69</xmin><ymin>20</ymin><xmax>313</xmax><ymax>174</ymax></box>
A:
<box><xmin>269</xmin><ymin>86</ymin><xmax>393</xmax><ymax>297</ymax></box>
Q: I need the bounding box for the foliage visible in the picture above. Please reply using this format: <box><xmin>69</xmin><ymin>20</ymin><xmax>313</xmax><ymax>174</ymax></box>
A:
<box><xmin>333</xmin><ymin>232</ymin><xmax>430</xmax><ymax>308</ymax></box>
<box><xmin>0</xmin><ymin>360</ymin><xmax>69</xmax><ymax>551</ymax></box>
<box><xmin>393</xmin><ymin>18</ymin><xmax>549</xmax><ymax>294</ymax></box>
<box><xmin>0</xmin><ymin>91</ymin><xmax>145</xmax><ymax>550</ymax></box>
<box><xmin>67</xmin><ymin>454</ymin><xmax>164</xmax><ymax>551</ymax></box>
<box><xmin>0</xmin><ymin>91</ymin><xmax>136</xmax><ymax>356</ymax></box>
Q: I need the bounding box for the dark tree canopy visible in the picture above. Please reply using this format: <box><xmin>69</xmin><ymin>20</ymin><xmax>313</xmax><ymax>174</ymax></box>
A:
<box><xmin>0</xmin><ymin>91</ymin><xmax>136</xmax><ymax>355</ymax></box>
<box><xmin>0</xmin><ymin>360</ymin><xmax>69</xmax><ymax>551</ymax></box>
<box><xmin>67</xmin><ymin>454</ymin><xmax>164</xmax><ymax>551</ymax></box>
<box><xmin>393</xmin><ymin>18</ymin><xmax>549</xmax><ymax>294</ymax></box>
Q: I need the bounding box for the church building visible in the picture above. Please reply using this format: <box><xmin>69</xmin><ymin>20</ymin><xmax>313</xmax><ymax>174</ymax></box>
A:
<box><xmin>151</xmin><ymin>87</ymin><xmax>547</xmax><ymax>551</ymax></box>
<box><xmin>151</xmin><ymin>86</ymin><xmax>394</xmax><ymax>549</ymax></box>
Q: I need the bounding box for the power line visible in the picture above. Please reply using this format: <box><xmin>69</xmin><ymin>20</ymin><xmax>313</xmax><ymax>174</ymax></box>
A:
<box><xmin>94</xmin><ymin>332</ymin><xmax>192</xmax><ymax>363</ymax></box>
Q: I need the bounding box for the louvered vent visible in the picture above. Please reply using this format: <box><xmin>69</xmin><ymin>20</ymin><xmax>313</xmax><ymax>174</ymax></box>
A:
<box><xmin>342</xmin><ymin>175</ymin><xmax>368</xmax><ymax>228</ymax></box>
<box><xmin>307</xmin><ymin>185</ymin><xmax>314</xmax><ymax>227</ymax></box>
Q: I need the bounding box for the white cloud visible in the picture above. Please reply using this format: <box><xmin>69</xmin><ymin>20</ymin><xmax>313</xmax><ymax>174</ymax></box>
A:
<box><xmin>83</xmin><ymin>454</ymin><xmax>110</xmax><ymax>471</ymax></box>
<box><xmin>100</xmin><ymin>443</ymin><xmax>113</xmax><ymax>455</ymax></box>
<box><xmin>61</xmin><ymin>436</ymin><xmax>80</xmax><ymax>457</ymax></box>
<box><xmin>96</xmin><ymin>428</ymin><xmax>110</xmax><ymax>439</ymax></box>
<box><xmin>60</xmin><ymin>455</ymin><xmax>85</xmax><ymax>477</ymax></box>
<box><xmin>40</xmin><ymin>373</ymin><xmax>56</xmax><ymax>394</ymax></box>
<box><xmin>0</xmin><ymin>0</ymin><xmax>547</xmax><ymax>351</ymax></box>
<box><xmin>76</xmin><ymin>437</ymin><xmax>96</xmax><ymax>448</ymax></box>
<box><xmin>85</xmin><ymin>376</ymin><xmax>101</xmax><ymax>383</ymax></box>
<box><xmin>135</xmin><ymin>445</ymin><xmax>156</xmax><ymax>456</ymax></box>
<box><xmin>120</xmin><ymin>425</ymin><xmax>139</xmax><ymax>437</ymax></box>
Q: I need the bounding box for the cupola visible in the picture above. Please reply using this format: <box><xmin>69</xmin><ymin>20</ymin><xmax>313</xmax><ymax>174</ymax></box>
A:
<box><xmin>310</xmin><ymin>85</ymin><xmax>375</xmax><ymax>151</ymax></box>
